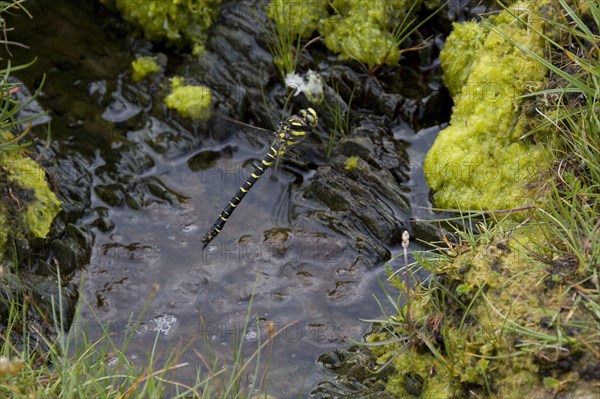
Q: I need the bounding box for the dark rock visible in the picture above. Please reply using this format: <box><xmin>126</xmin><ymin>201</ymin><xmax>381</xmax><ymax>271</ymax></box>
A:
<box><xmin>25</xmin><ymin>274</ymin><xmax>79</xmax><ymax>331</ymax></box>
<box><xmin>49</xmin><ymin>224</ymin><xmax>94</xmax><ymax>276</ymax></box>
<box><xmin>403</xmin><ymin>372</ymin><xmax>425</xmax><ymax>396</ymax></box>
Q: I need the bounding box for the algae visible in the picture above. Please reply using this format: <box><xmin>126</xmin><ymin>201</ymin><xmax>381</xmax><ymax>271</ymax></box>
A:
<box><xmin>131</xmin><ymin>56</ymin><xmax>160</xmax><ymax>82</ymax></box>
<box><xmin>424</xmin><ymin>3</ymin><xmax>551</xmax><ymax>212</ymax></box>
<box><xmin>164</xmin><ymin>76</ymin><xmax>212</xmax><ymax>121</ymax></box>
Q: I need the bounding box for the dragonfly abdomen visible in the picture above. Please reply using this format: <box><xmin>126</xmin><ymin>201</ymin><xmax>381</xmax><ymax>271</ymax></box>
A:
<box><xmin>201</xmin><ymin>142</ymin><xmax>281</xmax><ymax>249</ymax></box>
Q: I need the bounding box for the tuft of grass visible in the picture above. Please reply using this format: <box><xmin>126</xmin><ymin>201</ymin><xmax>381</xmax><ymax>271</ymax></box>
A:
<box><xmin>0</xmin><ymin>60</ymin><xmax>47</xmax><ymax>153</ymax></box>
<box><xmin>323</xmin><ymin>78</ymin><xmax>355</xmax><ymax>160</ymax></box>
<box><xmin>264</xmin><ymin>0</ymin><xmax>322</xmax><ymax>81</ymax></box>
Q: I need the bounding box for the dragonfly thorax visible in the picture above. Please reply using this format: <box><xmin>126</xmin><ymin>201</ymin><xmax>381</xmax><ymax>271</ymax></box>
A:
<box><xmin>275</xmin><ymin>108</ymin><xmax>318</xmax><ymax>154</ymax></box>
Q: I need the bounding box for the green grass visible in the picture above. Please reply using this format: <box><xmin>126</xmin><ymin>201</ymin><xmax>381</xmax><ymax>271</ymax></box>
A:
<box><xmin>0</xmin><ymin>60</ymin><xmax>47</xmax><ymax>153</ymax></box>
<box><xmin>0</xmin><ymin>1</ymin><xmax>42</xmax><ymax>153</ymax></box>
<box><xmin>264</xmin><ymin>0</ymin><xmax>321</xmax><ymax>81</ymax></box>
<box><xmin>323</xmin><ymin>78</ymin><xmax>355</xmax><ymax>160</ymax></box>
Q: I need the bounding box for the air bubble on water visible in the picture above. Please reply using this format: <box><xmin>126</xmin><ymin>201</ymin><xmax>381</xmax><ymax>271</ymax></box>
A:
<box><xmin>146</xmin><ymin>314</ymin><xmax>177</xmax><ymax>335</ymax></box>
<box><xmin>244</xmin><ymin>329</ymin><xmax>258</xmax><ymax>341</ymax></box>
<box><xmin>182</xmin><ymin>224</ymin><xmax>198</xmax><ymax>233</ymax></box>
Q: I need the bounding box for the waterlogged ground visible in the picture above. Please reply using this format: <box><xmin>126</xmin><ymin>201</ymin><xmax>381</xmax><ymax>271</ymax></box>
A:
<box><xmin>8</xmin><ymin>1</ymin><xmax>446</xmax><ymax>396</ymax></box>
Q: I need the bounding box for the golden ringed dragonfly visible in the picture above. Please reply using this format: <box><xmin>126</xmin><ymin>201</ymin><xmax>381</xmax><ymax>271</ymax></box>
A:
<box><xmin>201</xmin><ymin>108</ymin><xmax>318</xmax><ymax>249</ymax></box>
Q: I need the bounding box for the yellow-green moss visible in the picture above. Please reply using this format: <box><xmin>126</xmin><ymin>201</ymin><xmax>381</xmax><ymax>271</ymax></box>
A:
<box><xmin>368</xmin><ymin>3</ymin><xmax>598</xmax><ymax>397</ymax></box>
<box><xmin>101</xmin><ymin>0</ymin><xmax>220</xmax><ymax>49</ymax></box>
<box><xmin>0</xmin><ymin>132</ymin><xmax>61</xmax><ymax>259</ymax></box>
<box><xmin>424</xmin><ymin>2</ymin><xmax>551</xmax><ymax>212</ymax></box>
<box><xmin>344</xmin><ymin>155</ymin><xmax>360</xmax><ymax>172</ymax></box>
<box><xmin>323</xmin><ymin>0</ymin><xmax>421</xmax><ymax>68</ymax></box>
<box><xmin>131</xmin><ymin>56</ymin><xmax>160</xmax><ymax>82</ymax></box>
<box><xmin>164</xmin><ymin>76</ymin><xmax>212</xmax><ymax>120</ymax></box>
<box><xmin>370</xmin><ymin>334</ymin><xmax>460</xmax><ymax>397</ymax></box>
<box><xmin>267</xmin><ymin>0</ymin><xmax>327</xmax><ymax>40</ymax></box>
<box><xmin>374</xmin><ymin>228</ymin><xmax>569</xmax><ymax>398</ymax></box>
<box><xmin>268</xmin><ymin>0</ymin><xmax>426</xmax><ymax>69</ymax></box>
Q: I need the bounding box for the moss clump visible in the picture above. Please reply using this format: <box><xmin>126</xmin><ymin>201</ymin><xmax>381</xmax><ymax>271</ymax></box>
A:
<box><xmin>369</xmin><ymin>2</ymin><xmax>598</xmax><ymax>397</ymax></box>
<box><xmin>370</xmin><ymin>331</ymin><xmax>460</xmax><ymax>397</ymax></box>
<box><xmin>344</xmin><ymin>155</ymin><xmax>360</xmax><ymax>172</ymax></box>
<box><xmin>101</xmin><ymin>0</ymin><xmax>220</xmax><ymax>53</ymax></box>
<box><xmin>320</xmin><ymin>0</ymin><xmax>415</xmax><ymax>68</ymax></box>
<box><xmin>164</xmin><ymin>76</ymin><xmax>212</xmax><ymax>120</ymax></box>
<box><xmin>268</xmin><ymin>0</ymin><xmax>433</xmax><ymax>70</ymax></box>
<box><xmin>267</xmin><ymin>0</ymin><xmax>327</xmax><ymax>40</ymax></box>
<box><xmin>424</xmin><ymin>2</ymin><xmax>551</xmax><ymax>212</ymax></box>
<box><xmin>131</xmin><ymin>56</ymin><xmax>160</xmax><ymax>82</ymax></box>
<box><xmin>0</xmin><ymin>132</ymin><xmax>61</xmax><ymax>260</ymax></box>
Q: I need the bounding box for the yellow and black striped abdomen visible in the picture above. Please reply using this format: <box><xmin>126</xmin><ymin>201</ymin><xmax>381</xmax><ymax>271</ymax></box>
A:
<box><xmin>201</xmin><ymin>108</ymin><xmax>318</xmax><ymax>249</ymax></box>
<box><xmin>201</xmin><ymin>143</ymin><xmax>280</xmax><ymax>249</ymax></box>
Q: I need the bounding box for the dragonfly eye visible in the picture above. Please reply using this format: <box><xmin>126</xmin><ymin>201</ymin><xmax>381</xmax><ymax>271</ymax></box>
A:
<box><xmin>302</xmin><ymin>108</ymin><xmax>318</xmax><ymax>129</ymax></box>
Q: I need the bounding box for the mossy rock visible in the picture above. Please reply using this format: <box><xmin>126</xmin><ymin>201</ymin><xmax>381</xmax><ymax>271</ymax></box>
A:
<box><xmin>0</xmin><ymin>133</ymin><xmax>61</xmax><ymax>262</ymax></box>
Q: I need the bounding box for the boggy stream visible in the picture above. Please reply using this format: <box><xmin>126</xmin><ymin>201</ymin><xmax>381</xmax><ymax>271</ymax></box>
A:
<box><xmin>8</xmin><ymin>0</ymin><xmax>453</xmax><ymax>396</ymax></box>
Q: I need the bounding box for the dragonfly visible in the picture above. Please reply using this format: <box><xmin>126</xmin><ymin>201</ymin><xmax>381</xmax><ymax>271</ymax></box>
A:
<box><xmin>201</xmin><ymin>108</ymin><xmax>318</xmax><ymax>249</ymax></box>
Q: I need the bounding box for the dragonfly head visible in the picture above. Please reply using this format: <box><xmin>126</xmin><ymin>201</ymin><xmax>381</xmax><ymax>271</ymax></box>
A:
<box><xmin>279</xmin><ymin>108</ymin><xmax>319</xmax><ymax>149</ymax></box>
<box><xmin>300</xmin><ymin>108</ymin><xmax>318</xmax><ymax>129</ymax></box>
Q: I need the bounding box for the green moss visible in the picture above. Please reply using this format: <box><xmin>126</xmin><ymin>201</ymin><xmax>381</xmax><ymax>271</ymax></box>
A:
<box><xmin>267</xmin><ymin>0</ymin><xmax>425</xmax><ymax>69</ymax></box>
<box><xmin>367</xmin><ymin>3</ymin><xmax>599</xmax><ymax>396</ymax></box>
<box><xmin>370</xmin><ymin>332</ymin><xmax>460</xmax><ymax>397</ymax></box>
<box><xmin>267</xmin><ymin>0</ymin><xmax>327</xmax><ymax>40</ymax></box>
<box><xmin>374</xmin><ymin>229</ymin><xmax>555</xmax><ymax>397</ymax></box>
<box><xmin>164</xmin><ymin>76</ymin><xmax>212</xmax><ymax>120</ymax></box>
<box><xmin>344</xmin><ymin>155</ymin><xmax>360</xmax><ymax>172</ymax></box>
<box><xmin>319</xmin><ymin>0</ymin><xmax>416</xmax><ymax>68</ymax></box>
<box><xmin>131</xmin><ymin>56</ymin><xmax>160</xmax><ymax>82</ymax></box>
<box><xmin>104</xmin><ymin>0</ymin><xmax>221</xmax><ymax>48</ymax></box>
<box><xmin>424</xmin><ymin>2</ymin><xmax>551</xmax><ymax>212</ymax></box>
<box><xmin>0</xmin><ymin>132</ymin><xmax>61</xmax><ymax>261</ymax></box>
